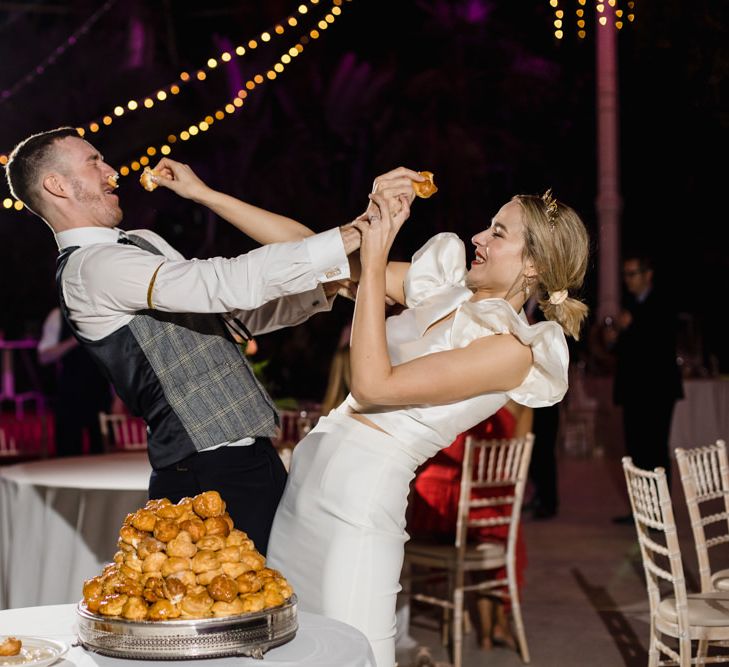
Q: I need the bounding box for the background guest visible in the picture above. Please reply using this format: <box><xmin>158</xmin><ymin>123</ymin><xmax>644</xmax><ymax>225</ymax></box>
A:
<box><xmin>37</xmin><ymin>306</ymin><xmax>112</xmax><ymax>456</ymax></box>
<box><xmin>320</xmin><ymin>322</ymin><xmax>352</xmax><ymax>417</ymax></box>
<box><xmin>608</xmin><ymin>253</ymin><xmax>684</xmax><ymax>524</ymax></box>
<box><xmin>526</xmin><ymin>403</ymin><xmax>560</xmax><ymax>519</ymax></box>
<box><xmin>524</xmin><ymin>294</ymin><xmax>561</xmax><ymax>519</ymax></box>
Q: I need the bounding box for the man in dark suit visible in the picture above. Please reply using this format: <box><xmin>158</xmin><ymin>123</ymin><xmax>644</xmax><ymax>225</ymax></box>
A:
<box><xmin>610</xmin><ymin>254</ymin><xmax>684</xmax><ymax>523</ymax></box>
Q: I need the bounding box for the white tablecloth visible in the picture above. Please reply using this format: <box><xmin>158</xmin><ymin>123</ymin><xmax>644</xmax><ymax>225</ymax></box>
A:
<box><xmin>0</xmin><ymin>603</ymin><xmax>376</xmax><ymax>667</ymax></box>
<box><xmin>0</xmin><ymin>453</ymin><xmax>151</xmax><ymax>610</ymax></box>
<box><xmin>669</xmin><ymin>377</ymin><xmax>729</xmax><ymax>451</ymax></box>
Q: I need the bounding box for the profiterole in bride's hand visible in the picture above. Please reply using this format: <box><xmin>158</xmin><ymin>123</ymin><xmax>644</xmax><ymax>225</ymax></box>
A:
<box><xmin>81</xmin><ymin>490</ymin><xmax>293</xmax><ymax>620</ymax></box>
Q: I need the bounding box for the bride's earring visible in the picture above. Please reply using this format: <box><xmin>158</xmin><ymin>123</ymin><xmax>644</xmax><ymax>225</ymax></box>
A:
<box><xmin>523</xmin><ymin>278</ymin><xmax>530</xmax><ymax>299</ymax></box>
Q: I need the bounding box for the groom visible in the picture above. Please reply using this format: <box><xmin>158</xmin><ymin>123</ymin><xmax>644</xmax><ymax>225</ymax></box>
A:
<box><xmin>5</xmin><ymin>127</ymin><xmax>361</xmax><ymax>554</ymax></box>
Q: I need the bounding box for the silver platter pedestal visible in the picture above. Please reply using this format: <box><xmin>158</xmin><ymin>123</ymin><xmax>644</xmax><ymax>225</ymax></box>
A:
<box><xmin>76</xmin><ymin>595</ymin><xmax>298</xmax><ymax>660</ymax></box>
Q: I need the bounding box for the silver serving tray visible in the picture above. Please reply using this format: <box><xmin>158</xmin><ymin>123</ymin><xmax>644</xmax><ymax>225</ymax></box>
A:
<box><xmin>76</xmin><ymin>595</ymin><xmax>298</xmax><ymax>660</ymax></box>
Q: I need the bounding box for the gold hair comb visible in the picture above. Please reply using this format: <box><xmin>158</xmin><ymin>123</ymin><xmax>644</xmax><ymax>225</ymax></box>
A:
<box><xmin>541</xmin><ymin>188</ymin><xmax>559</xmax><ymax>230</ymax></box>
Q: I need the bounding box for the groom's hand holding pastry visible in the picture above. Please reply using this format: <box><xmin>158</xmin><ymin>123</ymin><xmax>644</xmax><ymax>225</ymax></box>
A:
<box><xmin>149</xmin><ymin>157</ymin><xmax>211</xmax><ymax>203</ymax></box>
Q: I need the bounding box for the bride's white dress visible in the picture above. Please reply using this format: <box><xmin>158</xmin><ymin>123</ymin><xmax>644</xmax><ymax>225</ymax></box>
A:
<box><xmin>267</xmin><ymin>233</ymin><xmax>569</xmax><ymax>666</ymax></box>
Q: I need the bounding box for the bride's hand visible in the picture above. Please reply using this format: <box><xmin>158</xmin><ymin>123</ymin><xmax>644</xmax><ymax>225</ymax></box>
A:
<box><xmin>352</xmin><ymin>192</ymin><xmax>411</xmax><ymax>270</ymax></box>
<box><xmin>357</xmin><ymin>167</ymin><xmax>423</xmax><ymax>221</ymax></box>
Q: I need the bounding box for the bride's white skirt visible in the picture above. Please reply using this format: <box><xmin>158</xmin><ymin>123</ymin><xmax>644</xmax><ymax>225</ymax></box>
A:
<box><xmin>268</xmin><ymin>412</ymin><xmax>433</xmax><ymax>667</ymax></box>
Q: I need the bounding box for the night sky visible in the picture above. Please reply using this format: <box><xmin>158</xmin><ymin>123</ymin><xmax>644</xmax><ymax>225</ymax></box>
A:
<box><xmin>0</xmin><ymin>0</ymin><xmax>726</xmax><ymax>401</ymax></box>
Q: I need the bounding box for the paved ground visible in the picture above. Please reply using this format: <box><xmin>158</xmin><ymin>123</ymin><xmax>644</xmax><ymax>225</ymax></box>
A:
<box><xmin>396</xmin><ymin>454</ymin><xmax>722</xmax><ymax>667</ymax></box>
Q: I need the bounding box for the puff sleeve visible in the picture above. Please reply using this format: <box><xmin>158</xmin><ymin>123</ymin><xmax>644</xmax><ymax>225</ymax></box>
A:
<box><xmin>453</xmin><ymin>299</ymin><xmax>569</xmax><ymax>407</ymax></box>
<box><xmin>404</xmin><ymin>233</ymin><xmax>468</xmax><ymax>308</ymax></box>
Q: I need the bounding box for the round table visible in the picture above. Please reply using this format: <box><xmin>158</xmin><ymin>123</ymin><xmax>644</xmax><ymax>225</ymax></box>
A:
<box><xmin>0</xmin><ymin>452</ymin><xmax>151</xmax><ymax>609</ymax></box>
<box><xmin>0</xmin><ymin>603</ymin><xmax>376</xmax><ymax>667</ymax></box>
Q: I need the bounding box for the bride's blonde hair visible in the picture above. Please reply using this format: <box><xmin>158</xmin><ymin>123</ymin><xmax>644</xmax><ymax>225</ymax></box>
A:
<box><xmin>514</xmin><ymin>193</ymin><xmax>590</xmax><ymax>340</ymax></box>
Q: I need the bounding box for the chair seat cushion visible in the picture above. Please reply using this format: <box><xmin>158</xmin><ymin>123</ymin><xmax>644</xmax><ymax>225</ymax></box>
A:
<box><xmin>711</xmin><ymin>569</ymin><xmax>729</xmax><ymax>591</ymax></box>
<box><xmin>657</xmin><ymin>593</ymin><xmax>729</xmax><ymax>627</ymax></box>
<box><xmin>405</xmin><ymin>539</ymin><xmax>506</xmax><ymax>568</ymax></box>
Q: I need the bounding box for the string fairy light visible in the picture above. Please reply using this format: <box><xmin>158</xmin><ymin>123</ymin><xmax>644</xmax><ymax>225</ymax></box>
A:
<box><xmin>1</xmin><ymin>0</ymin><xmax>351</xmax><ymax>210</ymax></box>
<box><xmin>74</xmin><ymin>0</ymin><xmax>333</xmax><ymax>139</ymax></box>
<box><xmin>117</xmin><ymin>0</ymin><xmax>350</xmax><ymax>176</ymax></box>
<box><xmin>0</xmin><ymin>0</ymin><xmax>117</xmax><ymax>104</ymax></box>
<box><xmin>550</xmin><ymin>0</ymin><xmax>636</xmax><ymax>39</ymax></box>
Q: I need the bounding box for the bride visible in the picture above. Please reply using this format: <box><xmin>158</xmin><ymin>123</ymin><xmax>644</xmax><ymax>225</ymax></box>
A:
<box><xmin>267</xmin><ymin>167</ymin><xmax>590</xmax><ymax>666</ymax></box>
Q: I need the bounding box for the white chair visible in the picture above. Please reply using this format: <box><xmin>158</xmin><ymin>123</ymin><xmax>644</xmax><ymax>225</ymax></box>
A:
<box><xmin>675</xmin><ymin>440</ymin><xmax>729</xmax><ymax>593</ymax></box>
<box><xmin>622</xmin><ymin>456</ymin><xmax>729</xmax><ymax>666</ymax></box>
<box><xmin>98</xmin><ymin>412</ymin><xmax>148</xmax><ymax>451</ymax></box>
<box><xmin>404</xmin><ymin>433</ymin><xmax>534</xmax><ymax>666</ymax></box>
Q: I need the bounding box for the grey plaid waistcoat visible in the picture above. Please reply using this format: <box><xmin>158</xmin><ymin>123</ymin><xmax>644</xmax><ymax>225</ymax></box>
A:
<box><xmin>56</xmin><ymin>233</ymin><xmax>279</xmax><ymax>469</ymax></box>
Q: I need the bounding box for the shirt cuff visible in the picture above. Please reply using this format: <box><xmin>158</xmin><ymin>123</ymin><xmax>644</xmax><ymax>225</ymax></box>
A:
<box><xmin>306</xmin><ymin>228</ymin><xmax>351</xmax><ymax>283</ymax></box>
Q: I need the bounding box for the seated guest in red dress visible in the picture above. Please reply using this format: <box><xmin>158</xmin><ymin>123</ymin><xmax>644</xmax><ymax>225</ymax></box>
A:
<box><xmin>407</xmin><ymin>400</ymin><xmax>533</xmax><ymax>651</ymax></box>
